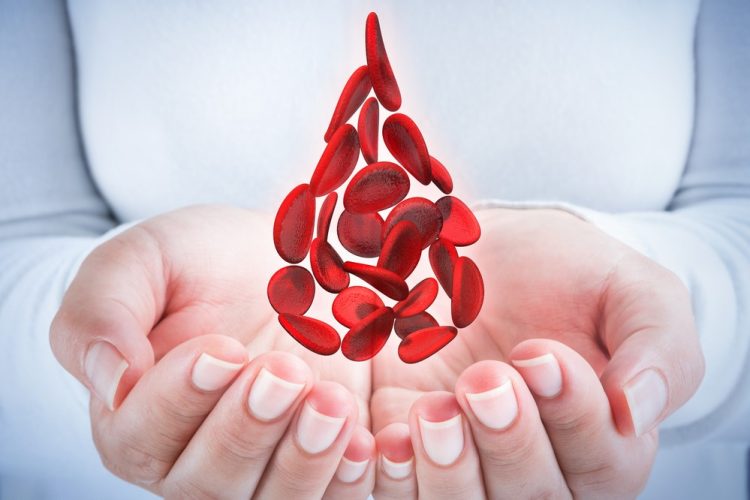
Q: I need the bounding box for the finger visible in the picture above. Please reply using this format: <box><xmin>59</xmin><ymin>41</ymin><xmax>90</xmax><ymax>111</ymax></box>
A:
<box><xmin>253</xmin><ymin>381</ymin><xmax>359</xmax><ymax>499</ymax></box>
<box><xmin>454</xmin><ymin>360</ymin><xmax>570</xmax><ymax>499</ymax></box>
<box><xmin>163</xmin><ymin>351</ymin><xmax>312</xmax><ymax>498</ymax></box>
<box><xmin>324</xmin><ymin>425</ymin><xmax>377</xmax><ymax>499</ymax></box>
<box><xmin>91</xmin><ymin>334</ymin><xmax>247</xmax><ymax>490</ymax></box>
<box><xmin>511</xmin><ymin>339</ymin><xmax>657</xmax><ymax>498</ymax></box>
<box><xmin>373</xmin><ymin>422</ymin><xmax>417</xmax><ymax>500</ymax></box>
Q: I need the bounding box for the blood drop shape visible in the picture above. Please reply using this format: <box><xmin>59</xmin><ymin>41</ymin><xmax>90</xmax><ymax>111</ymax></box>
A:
<box><xmin>332</xmin><ymin>286</ymin><xmax>385</xmax><ymax>328</ymax></box>
<box><xmin>394</xmin><ymin>311</ymin><xmax>438</xmax><ymax>339</ymax></box>
<box><xmin>429</xmin><ymin>238</ymin><xmax>458</xmax><ymax>297</ymax></box>
<box><xmin>337</xmin><ymin>210</ymin><xmax>384</xmax><ymax>258</ymax></box>
<box><xmin>451</xmin><ymin>256</ymin><xmax>484</xmax><ymax>328</ymax></box>
<box><xmin>436</xmin><ymin>196</ymin><xmax>481</xmax><ymax>246</ymax></box>
<box><xmin>273</xmin><ymin>183</ymin><xmax>316</xmax><ymax>263</ymax></box>
<box><xmin>267</xmin><ymin>266</ymin><xmax>315</xmax><ymax>316</ymax></box>
<box><xmin>341</xmin><ymin>306</ymin><xmax>395</xmax><ymax>361</ymax></box>
<box><xmin>429</xmin><ymin>156</ymin><xmax>454</xmax><ymax>194</ymax></box>
<box><xmin>398</xmin><ymin>326</ymin><xmax>458</xmax><ymax>363</ymax></box>
<box><xmin>343</xmin><ymin>162</ymin><xmax>410</xmax><ymax>213</ymax></box>
<box><xmin>365</xmin><ymin>12</ymin><xmax>401</xmax><ymax>112</ymax></box>
<box><xmin>377</xmin><ymin>220</ymin><xmax>422</xmax><ymax>279</ymax></box>
<box><xmin>278</xmin><ymin>314</ymin><xmax>341</xmax><ymax>355</ymax></box>
<box><xmin>317</xmin><ymin>192</ymin><xmax>338</xmax><ymax>240</ymax></box>
<box><xmin>393</xmin><ymin>278</ymin><xmax>438</xmax><ymax>318</ymax></box>
<box><xmin>382</xmin><ymin>113</ymin><xmax>431</xmax><ymax>185</ymax></box>
<box><xmin>310</xmin><ymin>124</ymin><xmax>360</xmax><ymax>197</ymax></box>
<box><xmin>384</xmin><ymin>197</ymin><xmax>443</xmax><ymax>249</ymax></box>
<box><xmin>358</xmin><ymin>97</ymin><xmax>379</xmax><ymax>164</ymax></box>
<box><xmin>342</xmin><ymin>261</ymin><xmax>408</xmax><ymax>301</ymax></box>
<box><xmin>310</xmin><ymin>237</ymin><xmax>350</xmax><ymax>293</ymax></box>
<box><xmin>324</xmin><ymin>66</ymin><xmax>372</xmax><ymax>143</ymax></box>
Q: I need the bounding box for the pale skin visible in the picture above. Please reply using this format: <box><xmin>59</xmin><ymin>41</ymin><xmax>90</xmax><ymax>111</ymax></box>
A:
<box><xmin>49</xmin><ymin>204</ymin><xmax>704</xmax><ymax>499</ymax></box>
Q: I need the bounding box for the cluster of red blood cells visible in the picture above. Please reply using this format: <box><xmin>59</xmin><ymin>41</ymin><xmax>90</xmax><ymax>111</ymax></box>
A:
<box><xmin>268</xmin><ymin>12</ymin><xmax>484</xmax><ymax>363</ymax></box>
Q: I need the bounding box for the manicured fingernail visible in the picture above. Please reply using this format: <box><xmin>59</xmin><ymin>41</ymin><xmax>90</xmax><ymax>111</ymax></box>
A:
<box><xmin>297</xmin><ymin>402</ymin><xmax>346</xmax><ymax>454</ymax></box>
<box><xmin>192</xmin><ymin>353</ymin><xmax>244</xmax><ymax>392</ymax></box>
<box><xmin>418</xmin><ymin>414</ymin><xmax>464</xmax><ymax>466</ymax></box>
<box><xmin>381</xmin><ymin>456</ymin><xmax>413</xmax><ymax>480</ymax></box>
<box><xmin>84</xmin><ymin>341</ymin><xmax>129</xmax><ymax>411</ymax></box>
<box><xmin>512</xmin><ymin>353</ymin><xmax>563</xmax><ymax>398</ymax></box>
<box><xmin>336</xmin><ymin>457</ymin><xmax>369</xmax><ymax>483</ymax></box>
<box><xmin>624</xmin><ymin>368</ymin><xmax>668</xmax><ymax>437</ymax></box>
<box><xmin>466</xmin><ymin>379</ymin><xmax>518</xmax><ymax>430</ymax></box>
<box><xmin>248</xmin><ymin>367</ymin><xmax>305</xmax><ymax>421</ymax></box>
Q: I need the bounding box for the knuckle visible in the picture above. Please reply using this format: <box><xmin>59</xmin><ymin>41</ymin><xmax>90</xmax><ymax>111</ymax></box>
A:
<box><xmin>162</xmin><ymin>478</ymin><xmax>216</xmax><ymax>500</ymax></box>
<box><xmin>204</xmin><ymin>419</ymin><xmax>277</xmax><ymax>466</ymax></box>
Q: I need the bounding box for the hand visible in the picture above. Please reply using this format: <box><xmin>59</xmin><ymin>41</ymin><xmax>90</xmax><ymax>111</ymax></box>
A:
<box><xmin>371</xmin><ymin>208</ymin><xmax>704</xmax><ymax>498</ymax></box>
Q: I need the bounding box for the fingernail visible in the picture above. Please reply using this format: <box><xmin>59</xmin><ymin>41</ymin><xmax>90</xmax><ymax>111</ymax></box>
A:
<box><xmin>624</xmin><ymin>368</ymin><xmax>668</xmax><ymax>437</ymax></box>
<box><xmin>297</xmin><ymin>402</ymin><xmax>346</xmax><ymax>454</ymax></box>
<box><xmin>336</xmin><ymin>457</ymin><xmax>369</xmax><ymax>483</ymax></box>
<box><xmin>248</xmin><ymin>367</ymin><xmax>305</xmax><ymax>421</ymax></box>
<box><xmin>512</xmin><ymin>353</ymin><xmax>563</xmax><ymax>398</ymax></box>
<box><xmin>418</xmin><ymin>414</ymin><xmax>464</xmax><ymax>466</ymax></box>
<box><xmin>84</xmin><ymin>341</ymin><xmax>129</xmax><ymax>411</ymax></box>
<box><xmin>192</xmin><ymin>353</ymin><xmax>244</xmax><ymax>392</ymax></box>
<box><xmin>466</xmin><ymin>379</ymin><xmax>518</xmax><ymax>430</ymax></box>
<box><xmin>381</xmin><ymin>455</ymin><xmax>413</xmax><ymax>480</ymax></box>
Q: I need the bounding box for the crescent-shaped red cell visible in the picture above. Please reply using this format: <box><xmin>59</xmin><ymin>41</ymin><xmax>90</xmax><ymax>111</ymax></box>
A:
<box><xmin>436</xmin><ymin>196</ymin><xmax>481</xmax><ymax>246</ymax></box>
<box><xmin>310</xmin><ymin>124</ymin><xmax>360</xmax><ymax>197</ymax></box>
<box><xmin>398</xmin><ymin>326</ymin><xmax>458</xmax><ymax>363</ymax></box>
<box><xmin>382</xmin><ymin>113</ymin><xmax>431</xmax><ymax>185</ymax></box>
<box><xmin>341</xmin><ymin>306</ymin><xmax>395</xmax><ymax>361</ymax></box>
<box><xmin>394</xmin><ymin>312</ymin><xmax>439</xmax><ymax>339</ymax></box>
<box><xmin>429</xmin><ymin>238</ymin><xmax>458</xmax><ymax>297</ymax></box>
<box><xmin>393</xmin><ymin>278</ymin><xmax>438</xmax><ymax>318</ymax></box>
<box><xmin>278</xmin><ymin>313</ymin><xmax>341</xmax><ymax>356</ymax></box>
<box><xmin>383</xmin><ymin>197</ymin><xmax>443</xmax><ymax>249</ymax></box>
<box><xmin>273</xmin><ymin>183</ymin><xmax>316</xmax><ymax>263</ymax></box>
<box><xmin>343</xmin><ymin>161</ymin><xmax>410</xmax><ymax>214</ymax></box>
<box><xmin>451</xmin><ymin>256</ymin><xmax>485</xmax><ymax>328</ymax></box>
<box><xmin>316</xmin><ymin>192</ymin><xmax>338</xmax><ymax>241</ymax></box>
<box><xmin>365</xmin><ymin>12</ymin><xmax>401</xmax><ymax>111</ymax></box>
<box><xmin>267</xmin><ymin>266</ymin><xmax>315</xmax><ymax>316</ymax></box>
<box><xmin>377</xmin><ymin>220</ymin><xmax>422</xmax><ymax>279</ymax></box>
<box><xmin>324</xmin><ymin>66</ymin><xmax>372</xmax><ymax>143</ymax></box>
<box><xmin>337</xmin><ymin>210</ymin><xmax>384</xmax><ymax>258</ymax></box>
<box><xmin>429</xmin><ymin>156</ymin><xmax>454</xmax><ymax>194</ymax></box>
<box><xmin>332</xmin><ymin>286</ymin><xmax>385</xmax><ymax>328</ymax></box>
<box><xmin>358</xmin><ymin>97</ymin><xmax>379</xmax><ymax>164</ymax></box>
<box><xmin>342</xmin><ymin>261</ymin><xmax>409</xmax><ymax>301</ymax></box>
<box><xmin>310</xmin><ymin>237</ymin><xmax>350</xmax><ymax>293</ymax></box>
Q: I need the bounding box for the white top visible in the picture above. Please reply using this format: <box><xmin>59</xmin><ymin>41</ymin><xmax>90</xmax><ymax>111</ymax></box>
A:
<box><xmin>0</xmin><ymin>1</ymin><xmax>748</xmax><ymax>498</ymax></box>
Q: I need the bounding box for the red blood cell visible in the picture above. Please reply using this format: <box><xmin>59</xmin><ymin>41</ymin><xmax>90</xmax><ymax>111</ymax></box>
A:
<box><xmin>324</xmin><ymin>66</ymin><xmax>372</xmax><ymax>143</ymax></box>
<box><xmin>429</xmin><ymin>156</ymin><xmax>454</xmax><ymax>194</ymax></box>
<box><xmin>316</xmin><ymin>192</ymin><xmax>338</xmax><ymax>241</ymax></box>
<box><xmin>342</xmin><ymin>261</ymin><xmax>408</xmax><ymax>301</ymax></box>
<box><xmin>337</xmin><ymin>210</ymin><xmax>384</xmax><ymax>258</ymax></box>
<box><xmin>365</xmin><ymin>12</ymin><xmax>401</xmax><ymax>112</ymax></box>
<box><xmin>343</xmin><ymin>162</ymin><xmax>410</xmax><ymax>214</ymax></box>
<box><xmin>398</xmin><ymin>326</ymin><xmax>458</xmax><ymax>363</ymax></box>
<box><xmin>429</xmin><ymin>238</ymin><xmax>458</xmax><ymax>297</ymax></box>
<box><xmin>451</xmin><ymin>256</ymin><xmax>485</xmax><ymax>328</ymax></box>
<box><xmin>267</xmin><ymin>266</ymin><xmax>315</xmax><ymax>315</ymax></box>
<box><xmin>310</xmin><ymin>124</ymin><xmax>360</xmax><ymax>197</ymax></box>
<box><xmin>273</xmin><ymin>183</ymin><xmax>316</xmax><ymax>263</ymax></box>
<box><xmin>394</xmin><ymin>311</ymin><xmax>438</xmax><ymax>339</ymax></box>
<box><xmin>278</xmin><ymin>313</ymin><xmax>341</xmax><ymax>355</ymax></box>
<box><xmin>382</xmin><ymin>114</ymin><xmax>431</xmax><ymax>185</ymax></box>
<box><xmin>377</xmin><ymin>220</ymin><xmax>422</xmax><ymax>279</ymax></box>
<box><xmin>358</xmin><ymin>97</ymin><xmax>379</xmax><ymax>164</ymax></box>
<box><xmin>436</xmin><ymin>196</ymin><xmax>481</xmax><ymax>246</ymax></box>
<box><xmin>383</xmin><ymin>197</ymin><xmax>443</xmax><ymax>249</ymax></box>
<box><xmin>341</xmin><ymin>306</ymin><xmax>395</xmax><ymax>361</ymax></box>
<box><xmin>310</xmin><ymin>237</ymin><xmax>350</xmax><ymax>293</ymax></box>
<box><xmin>332</xmin><ymin>286</ymin><xmax>385</xmax><ymax>328</ymax></box>
<box><xmin>393</xmin><ymin>278</ymin><xmax>438</xmax><ymax>318</ymax></box>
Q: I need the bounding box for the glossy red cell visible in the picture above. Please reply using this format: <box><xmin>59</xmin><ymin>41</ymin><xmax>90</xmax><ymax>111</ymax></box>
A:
<box><xmin>377</xmin><ymin>220</ymin><xmax>422</xmax><ymax>279</ymax></box>
<box><xmin>358</xmin><ymin>97</ymin><xmax>379</xmax><ymax>164</ymax></box>
<box><xmin>278</xmin><ymin>313</ymin><xmax>341</xmax><ymax>356</ymax></box>
<box><xmin>365</xmin><ymin>12</ymin><xmax>401</xmax><ymax>112</ymax></box>
<box><xmin>451</xmin><ymin>256</ymin><xmax>484</xmax><ymax>328</ymax></box>
<box><xmin>273</xmin><ymin>183</ymin><xmax>316</xmax><ymax>263</ymax></box>
<box><xmin>343</xmin><ymin>162</ymin><xmax>410</xmax><ymax>213</ymax></box>
<box><xmin>394</xmin><ymin>311</ymin><xmax>438</xmax><ymax>339</ymax></box>
<box><xmin>382</xmin><ymin>114</ymin><xmax>431</xmax><ymax>185</ymax></box>
<box><xmin>398</xmin><ymin>326</ymin><xmax>458</xmax><ymax>363</ymax></box>
<box><xmin>436</xmin><ymin>196</ymin><xmax>481</xmax><ymax>246</ymax></box>
<box><xmin>429</xmin><ymin>156</ymin><xmax>454</xmax><ymax>194</ymax></box>
<box><xmin>383</xmin><ymin>197</ymin><xmax>443</xmax><ymax>249</ymax></box>
<box><xmin>316</xmin><ymin>192</ymin><xmax>338</xmax><ymax>241</ymax></box>
<box><xmin>332</xmin><ymin>286</ymin><xmax>385</xmax><ymax>328</ymax></box>
<box><xmin>393</xmin><ymin>278</ymin><xmax>438</xmax><ymax>318</ymax></box>
<box><xmin>310</xmin><ymin>124</ymin><xmax>360</xmax><ymax>197</ymax></box>
<box><xmin>429</xmin><ymin>238</ymin><xmax>458</xmax><ymax>297</ymax></box>
<box><xmin>310</xmin><ymin>237</ymin><xmax>350</xmax><ymax>293</ymax></box>
<box><xmin>337</xmin><ymin>210</ymin><xmax>384</xmax><ymax>258</ymax></box>
<box><xmin>267</xmin><ymin>266</ymin><xmax>315</xmax><ymax>315</ymax></box>
<box><xmin>341</xmin><ymin>306</ymin><xmax>395</xmax><ymax>361</ymax></box>
<box><xmin>342</xmin><ymin>261</ymin><xmax>408</xmax><ymax>301</ymax></box>
<box><xmin>324</xmin><ymin>66</ymin><xmax>372</xmax><ymax>143</ymax></box>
